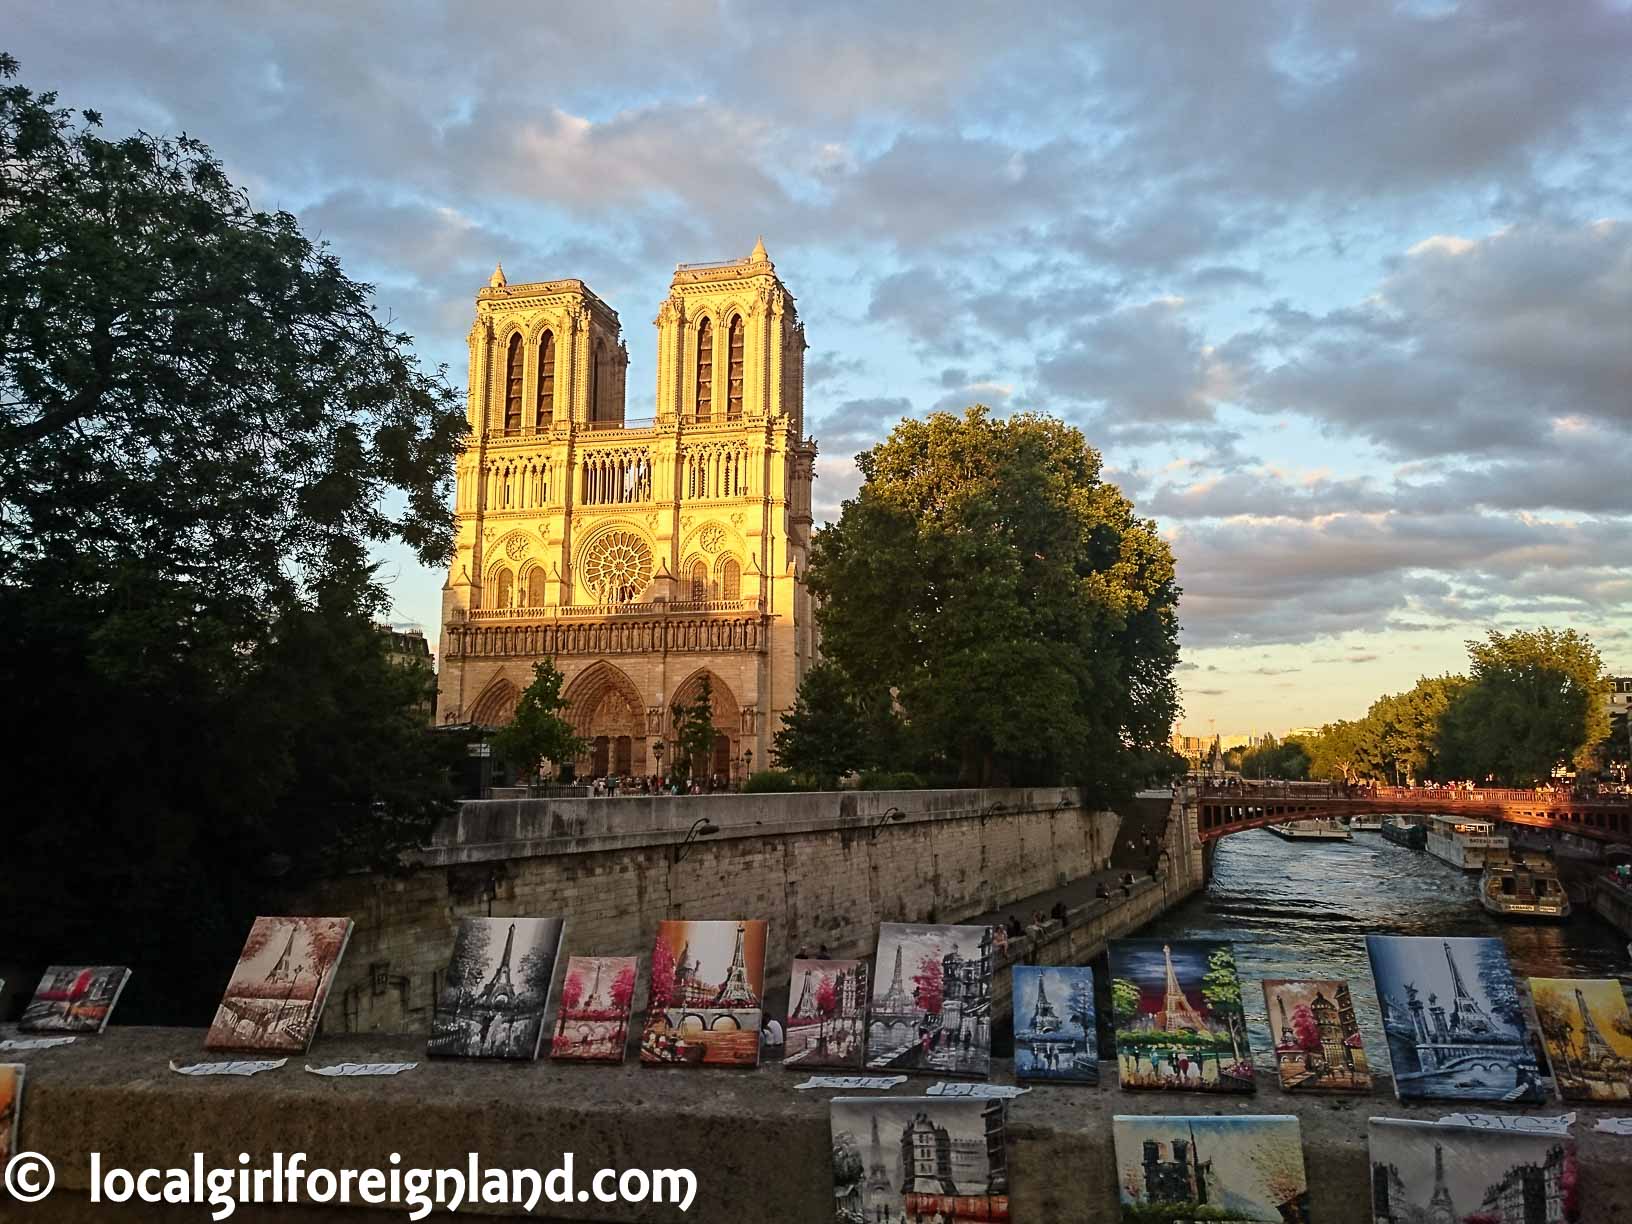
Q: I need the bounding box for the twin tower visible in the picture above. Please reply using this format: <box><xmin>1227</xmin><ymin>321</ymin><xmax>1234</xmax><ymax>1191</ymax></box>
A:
<box><xmin>436</xmin><ymin>241</ymin><xmax>820</xmax><ymax>783</ymax></box>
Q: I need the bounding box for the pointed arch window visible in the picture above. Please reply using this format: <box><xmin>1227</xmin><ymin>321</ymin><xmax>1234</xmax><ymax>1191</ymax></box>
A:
<box><xmin>694</xmin><ymin>319</ymin><xmax>713</xmax><ymax>421</ymax></box>
<box><xmin>722</xmin><ymin>558</ymin><xmax>741</xmax><ymax>601</ymax></box>
<box><xmin>495</xmin><ymin>569</ymin><xmax>514</xmax><ymax>610</ymax></box>
<box><xmin>504</xmin><ymin>334</ymin><xmax>523</xmax><ymax>434</ymax></box>
<box><xmin>537</xmin><ymin>331</ymin><xmax>555</xmax><ymax>428</ymax></box>
<box><xmin>526</xmin><ymin>569</ymin><xmax>546</xmax><ymax>607</ymax></box>
<box><xmin>690</xmin><ymin>560</ymin><xmax>708</xmax><ymax>602</ymax></box>
<box><xmin>727</xmin><ymin>315</ymin><xmax>744</xmax><ymax>419</ymax></box>
<box><xmin>589</xmin><ymin>338</ymin><xmax>604</xmax><ymax>423</ymax></box>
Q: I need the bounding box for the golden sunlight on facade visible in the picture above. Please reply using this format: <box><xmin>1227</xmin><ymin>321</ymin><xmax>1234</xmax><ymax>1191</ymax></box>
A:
<box><xmin>436</xmin><ymin>240</ymin><xmax>819</xmax><ymax>780</ymax></box>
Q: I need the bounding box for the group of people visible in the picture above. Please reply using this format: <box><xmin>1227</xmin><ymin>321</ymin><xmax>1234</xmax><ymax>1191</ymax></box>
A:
<box><xmin>1000</xmin><ymin>900</ymin><xmax>1071</xmax><ymax>945</ymax></box>
<box><xmin>586</xmin><ymin>772</ymin><xmax>733</xmax><ymax>797</ymax></box>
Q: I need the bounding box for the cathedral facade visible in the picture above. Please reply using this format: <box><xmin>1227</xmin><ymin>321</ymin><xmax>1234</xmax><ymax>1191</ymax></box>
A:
<box><xmin>436</xmin><ymin>241</ymin><xmax>819</xmax><ymax>780</ymax></box>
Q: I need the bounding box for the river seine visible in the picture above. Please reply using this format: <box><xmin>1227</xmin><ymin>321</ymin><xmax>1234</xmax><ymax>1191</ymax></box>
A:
<box><xmin>1135</xmin><ymin>827</ymin><xmax>1631</xmax><ymax>1071</ymax></box>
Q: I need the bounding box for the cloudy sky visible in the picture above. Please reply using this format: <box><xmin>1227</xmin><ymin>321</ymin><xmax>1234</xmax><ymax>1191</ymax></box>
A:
<box><xmin>11</xmin><ymin>1</ymin><xmax>1630</xmax><ymax>734</ymax></box>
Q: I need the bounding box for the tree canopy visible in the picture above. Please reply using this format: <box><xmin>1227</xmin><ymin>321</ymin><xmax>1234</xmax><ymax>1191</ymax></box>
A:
<box><xmin>0</xmin><ymin>56</ymin><xmax>466</xmax><ymax>1022</ymax></box>
<box><xmin>492</xmin><ymin>659</ymin><xmax>586</xmax><ymax>782</ymax></box>
<box><xmin>795</xmin><ymin>406</ymin><xmax>1181</xmax><ymax>802</ymax></box>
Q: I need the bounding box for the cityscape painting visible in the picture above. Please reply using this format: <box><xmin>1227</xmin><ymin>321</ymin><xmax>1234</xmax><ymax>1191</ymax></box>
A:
<box><xmin>205</xmin><ymin>916</ymin><xmax>353</xmax><ymax>1053</ymax></box>
<box><xmin>19</xmin><ymin>965</ymin><xmax>132</xmax><ymax>1033</ymax></box>
<box><xmin>1112</xmin><ymin>1114</ymin><xmax>1310</xmax><ymax>1223</ymax></box>
<box><xmin>1109</xmin><ymin>940</ymin><xmax>1254</xmax><ymax>1093</ymax></box>
<box><xmin>864</xmin><ymin>923</ymin><xmax>994</xmax><ymax>1077</ymax></box>
<box><xmin>1261</xmin><ymin>977</ymin><xmax>1372</xmax><ymax>1093</ymax></box>
<box><xmin>640</xmin><ymin>919</ymin><xmax>765</xmax><ymax>1067</ymax></box>
<box><xmin>785</xmin><ymin>957</ymin><xmax>868</xmax><ymax>1069</ymax></box>
<box><xmin>1013</xmin><ymin>964</ymin><xmax>1098</xmax><ymax>1084</ymax></box>
<box><xmin>551</xmin><ymin>955</ymin><xmax>638</xmax><ymax>1062</ymax></box>
<box><xmin>1369</xmin><ymin>1117</ymin><xmax>1579</xmax><ymax>1223</ymax></box>
<box><xmin>0</xmin><ymin>1064</ymin><xmax>21</xmax><ymax>1166</ymax></box>
<box><xmin>1366</xmin><ymin>934</ymin><xmax>1548</xmax><ymax>1103</ymax></box>
<box><xmin>428</xmin><ymin>917</ymin><xmax>565</xmax><ymax>1060</ymax></box>
<box><xmin>831</xmin><ymin>1095</ymin><xmax>1009</xmax><ymax>1223</ymax></box>
<box><xmin>1529</xmin><ymin>977</ymin><xmax>1632</xmax><ymax>1102</ymax></box>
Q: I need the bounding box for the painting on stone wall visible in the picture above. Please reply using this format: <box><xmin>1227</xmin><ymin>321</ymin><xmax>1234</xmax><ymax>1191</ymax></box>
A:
<box><xmin>551</xmin><ymin>955</ymin><xmax>638</xmax><ymax>1063</ymax></box>
<box><xmin>205</xmin><ymin>916</ymin><xmax>354</xmax><ymax>1053</ymax></box>
<box><xmin>429</xmin><ymin>917</ymin><xmax>566</xmax><ymax>1060</ymax></box>
<box><xmin>1366</xmin><ymin>934</ymin><xmax>1548</xmax><ymax>1103</ymax></box>
<box><xmin>1368</xmin><ymin>1117</ymin><xmax>1580</xmax><ymax>1223</ymax></box>
<box><xmin>1529</xmin><ymin>977</ymin><xmax>1632</xmax><ymax>1102</ymax></box>
<box><xmin>1108</xmin><ymin>940</ymin><xmax>1254</xmax><ymax>1093</ymax></box>
<box><xmin>1013</xmin><ymin>965</ymin><xmax>1098</xmax><ymax>1084</ymax></box>
<box><xmin>1260</xmin><ymin>978</ymin><xmax>1372</xmax><ymax>1093</ymax></box>
<box><xmin>831</xmin><ymin>1096</ymin><xmax>1009</xmax><ymax>1223</ymax></box>
<box><xmin>0</xmin><ymin>1063</ymin><xmax>21</xmax><ymax>1166</ymax></box>
<box><xmin>785</xmin><ymin>957</ymin><xmax>869</xmax><ymax>1069</ymax></box>
<box><xmin>864</xmin><ymin>923</ymin><xmax>994</xmax><ymax>1078</ymax></box>
<box><xmin>1112</xmin><ymin>1115</ymin><xmax>1309</xmax><ymax>1222</ymax></box>
<box><xmin>640</xmin><ymin>919</ymin><xmax>765</xmax><ymax>1067</ymax></box>
<box><xmin>19</xmin><ymin>965</ymin><xmax>132</xmax><ymax>1033</ymax></box>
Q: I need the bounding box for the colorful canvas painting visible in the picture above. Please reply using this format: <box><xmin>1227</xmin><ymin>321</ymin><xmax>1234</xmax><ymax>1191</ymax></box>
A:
<box><xmin>1530</xmin><ymin>977</ymin><xmax>1632</xmax><ymax>1102</ymax></box>
<box><xmin>785</xmin><ymin>958</ymin><xmax>868</xmax><ymax>1068</ymax></box>
<box><xmin>831</xmin><ymin>1096</ymin><xmax>1009</xmax><ymax>1223</ymax></box>
<box><xmin>1261</xmin><ymin>977</ymin><xmax>1372</xmax><ymax>1093</ymax></box>
<box><xmin>551</xmin><ymin>954</ymin><xmax>638</xmax><ymax>1062</ymax></box>
<box><xmin>1109</xmin><ymin>940</ymin><xmax>1253</xmax><ymax>1093</ymax></box>
<box><xmin>1369</xmin><ymin>1117</ymin><xmax>1579</xmax><ymax>1223</ymax></box>
<box><xmin>1366</xmin><ymin>934</ymin><xmax>1547</xmax><ymax>1103</ymax></box>
<box><xmin>864</xmin><ymin>923</ymin><xmax>994</xmax><ymax>1077</ymax></box>
<box><xmin>428</xmin><ymin>917</ymin><xmax>565</xmax><ymax>1060</ymax></box>
<box><xmin>1013</xmin><ymin>964</ymin><xmax>1098</xmax><ymax>1083</ymax></box>
<box><xmin>205</xmin><ymin>916</ymin><xmax>354</xmax><ymax>1053</ymax></box>
<box><xmin>1112</xmin><ymin>1115</ymin><xmax>1310</xmax><ymax>1223</ymax></box>
<box><xmin>19</xmin><ymin>965</ymin><xmax>132</xmax><ymax>1033</ymax></box>
<box><xmin>0</xmin><ymin>1064</ymin><xmax>21</xmax><ymax>1166</ymax></box>
<box><xmin>640</xmin><ymin>919</ymin><xmax>765</xmax><ymax>1067</ymax></box>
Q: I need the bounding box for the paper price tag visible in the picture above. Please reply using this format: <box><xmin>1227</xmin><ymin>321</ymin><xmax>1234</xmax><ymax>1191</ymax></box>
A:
<box><xmin>1436</xmin><ymin>1112</ymin><xmax>1574</xmax><ymax>1135</ymax></box>
<box><xmin>0</xmin><ymin>1037</ymin><xmax>78</xmax><ymax>1051</ymax></box>
<box><xmin>305</xmin><ymin>1062</ymin><xmax>419</xmax><ymax>1077</ymax></box>
<box><xmin>793</xmin><ymin>1075</ymin><xmax>907</xmax><ymax>1091</ymax></box>
<box><xmin>170</xmin><ymin>1058</ymin><xmax>288</xmax><ymax>1076</ymax></box>
<box><xmin>926</xmin><ymin>1082</ymin><xmax>1030</xmax><ymax>1098</ymax></box>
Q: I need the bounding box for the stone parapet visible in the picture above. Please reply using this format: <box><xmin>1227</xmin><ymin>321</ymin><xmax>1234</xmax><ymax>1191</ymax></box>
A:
<box><xmin>8</xmin><ymin>1028</ymin><xmax>1628</xmax><ymax>1222</ymax></box>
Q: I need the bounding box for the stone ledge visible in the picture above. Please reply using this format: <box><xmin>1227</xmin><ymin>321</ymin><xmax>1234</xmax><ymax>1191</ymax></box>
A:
<box><xmin>6</xmin><ymin>1028</ymin><xmax>1630</xmax><ymax>1222</ymax></box>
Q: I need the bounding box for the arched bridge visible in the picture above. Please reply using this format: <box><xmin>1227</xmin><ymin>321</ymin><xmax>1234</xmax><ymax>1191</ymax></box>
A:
<box><xmin>1196</xmin><ymin>782</ymin><xmax>1632</xmax><ymax>845</ymax></box>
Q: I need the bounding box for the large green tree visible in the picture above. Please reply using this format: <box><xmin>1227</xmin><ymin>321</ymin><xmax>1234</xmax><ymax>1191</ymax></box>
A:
<box><xmin>1437</xmin><ymin>628</ymin><xmax>1610</xmax><ymax>784</ymax></box>
<box><xmin>492</xmin><ymin>659</ymin><xmax>587</xmax><ymax>783</ymax></box>
<box><xmin>806</xmin><ymin>406</ymin><xmax>1180</xmax><ymax>800</ymax></box>
<box><xmin>0</xmin><ymin>56</ymin><xmax>466</xmax><ymax>1022</ymax></box>
<box><xmin>772</xmin><ymin>660</ymin><xmax>899</xmax><ymax>786</ymax></box>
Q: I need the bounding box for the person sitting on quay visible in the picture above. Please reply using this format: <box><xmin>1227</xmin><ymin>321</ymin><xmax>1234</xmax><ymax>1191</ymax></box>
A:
<box><xmin>1050</xmin><ymin>899</ymin><xmax>1070</xmax><ymax>925</ymax></box>
<box><xmin>1095</xmin><ymin>881</ymin><xmax>1112</xmax><ymax>901</ymax></box>
<box><xmin>1005</xmin><ymin>915</ymin><xmax>1024</xmax><ymax>939</ymax></box>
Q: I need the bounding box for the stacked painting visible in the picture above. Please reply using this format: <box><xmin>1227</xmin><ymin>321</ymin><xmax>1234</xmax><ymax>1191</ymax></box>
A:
<box><xmin>1366</xmin><ymin>934</ymin><xmax>1547</xmax><ymax>1103</ymax></box>
<box><xmin>1112</xmin><ymin>1115</ymin><xmax>1310</xmax><ymax>1223</ymax></box>
<box><xmin>864</xmin><ymin>923</ymin><xmax>995</xmax><ymax>1077</ymax></box>
<box><xmin>205</xmin><ymin>916</ymin><xmax>354</xmax><ymax>1053</ymax></box>
<box><xmin>1369</xmin><ymin>1118</ymin><xmax>1579</xmax><ymax>1223</ymax></box>
<box><xmin>1109</xmin><ymin>940</ymin><xmax>1254</xmax><ymax>1092</ymax></box>
<box><xmin>1013</xmin><ymin>965</ymin><xmax>1098</xmax><ymax>1084</ymax></box>
<box><xmin>0</xmin><ymin>1064</ymin><xmax>21</xmax><ymax>1166</ymax></box>
<box><xmin>19</xmin><ymin>965</ymin><xmax>132</xmax><ymax>1033</ymax></box>
<box><xmin>641</xmin><ymin>919</ymin><xmax>766</xmax><ymax>1067</ymax></box>
<box><xmin>831</xmin><ymin>1096</ymin><xmax>1009</xmax><ymax>1223</ymax></box>
<box><xmin>551</xmin><ymin>955</ymin><xmax>638</xmax><ymax>1062</ymax></box>
<box><xmin>785</xmin><ymin>957</ymin><xmax>869</xmax><ymax>1069</ymax></box>
<box><xmin>1261</xmin><ymin>978</ymin><xmax>1372</xmax><ymax>1093</ymax></box>
<box><xmin>1529</xmin><ymin>977</ymin><xmax>1632</xmax><ymax>1102</ymax></box>
<box><xmin>429</xmin><ymin>917</ymin><xmax>566</xmax><ymax>1060</ymax></box>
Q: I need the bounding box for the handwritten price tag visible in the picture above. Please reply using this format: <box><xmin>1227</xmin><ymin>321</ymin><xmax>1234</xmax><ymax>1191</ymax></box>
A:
<box><xmin>170</xmin><ymin>1058</ymin><xmax>288</xmax><ymax>1077</ymax></box>
<box><xmin>926</xmin><ymin>1082</ymin><xmax>1030</xmax><ymax>1098</ymax></box>
<box><xmin>1436</xmin><ymin>1112</ymin><xmax>1574</xmax><ymax>1135</ymax></box>
<box><xmin>0</xmin><ymin>1037</ymin><xmax>78</xmax><ymax>1051</ymax></box>
<box><xmin>793</xmin><ymin>1075</ymin><xmax>907</xmax><ymax>1091</ymax></box>
<box><xmin>305</xmin><ymin>1062</ymin><xmax>419</xmax><ymax>1077</ymax></box>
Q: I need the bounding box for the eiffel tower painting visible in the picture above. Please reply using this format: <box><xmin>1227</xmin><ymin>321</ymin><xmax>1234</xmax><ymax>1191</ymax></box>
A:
<box><xmin>206</xmin><ymin>916</ymin><xmax>354</xmax><ymax>1055</ymax></box>
<box><xmin>429</xmin><ymin>916</ymin><xmax>565</xmax><ymax>1061</ymax></box>
<box><xmin>711</xmin><ymin>922</ymin><xmax>760</xmax><ymax>1007</ymax></box>
<box><xmin>640</xmin><ymin>920</ymin><xmax>767</xmax><ymax>1068</ymax></box>
<box><xmin>1530</xmin><ymin>976</ymin><xmax>1632</xmax><ymax>1102</ymax></box>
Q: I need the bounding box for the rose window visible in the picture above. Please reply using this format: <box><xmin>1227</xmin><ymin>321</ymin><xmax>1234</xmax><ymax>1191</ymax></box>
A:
<box><xmin>583</xmin><ymin>530</ymin><xmax>654</xmax><ymax>604</ymax></box>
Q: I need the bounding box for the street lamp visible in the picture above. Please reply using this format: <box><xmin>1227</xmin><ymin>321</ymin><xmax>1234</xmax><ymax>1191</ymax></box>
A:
<box><xmin>869</xmin><ymin>806</ymin><xmax>907</xmax><ymax>840</ymax></box>
<box><xmin>744</xmin><ymin>748</ymin><xmax>754</xmax><ymax>776</ymax></box>
<box><xmin>652</xmin><ymin>739</ymin><xmax>665</xmax><ymax>780</ymax></box>
<box><xmin>673</xmin><ymin>817</ymin><xmax>719</xmax><ymax>864</ymax></box>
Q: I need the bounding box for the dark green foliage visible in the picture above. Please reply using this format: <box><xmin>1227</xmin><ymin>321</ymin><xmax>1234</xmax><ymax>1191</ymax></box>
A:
<box><xmin>739</xmin><ymin>769</ymin><xmax>813</xmax><ymax>794</ymax></box>
<box><xmin>807</xmin><ymin>406</ymin><xmax>1180</xmax><ymax>803</ymax></box>
<box><xmin>491</xmin><ymin>659</ymin><xmax>586</xmax><ymax>781</ymax></box>
<box><xmin>771</xmin><ymin>660</ymin><xmax>899</xmax><ymax>786</ymax></box>
<box><xmin>1233</xmin><ymin>734</ymin><xmax>1311</xmax><ymax>780</ymax></box>
<box><xmin>669</xmin><ymin>676</ymin><xmax>717</xmax><ymax>782</ymax></box>
<box><xmin>0</xmin><ymin>57</ymin><xmax>466</xmax><ymax>1023</ymax></box>
<box><xmin>856</xmin><ymin>769</ymin><xmax>928</xmax><ymax>791</ymax></box>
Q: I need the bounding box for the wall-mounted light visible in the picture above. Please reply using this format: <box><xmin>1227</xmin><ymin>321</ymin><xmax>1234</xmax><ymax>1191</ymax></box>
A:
<box><xmin>673</xmin><ymin>817</ymin><xmax>719</xmax><ymax>863</ymax></box>
<box><xmin>870</xmin><ymin>806</ymin><xmax>907</xmax><ymax>840</ymax></box>
<box><xmin>979</xmin><ymin>802</ymin><xmax>1007</xmax><ymax>827</ymax></box>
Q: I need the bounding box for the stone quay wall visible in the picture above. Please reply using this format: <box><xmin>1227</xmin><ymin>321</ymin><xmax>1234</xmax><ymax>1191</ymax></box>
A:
<box><xmin>291</xmin><ymin>787</ymin><xmax>1194</xmax><ymax>1037</ymax></box>
<box><xmin>11</xmin><ymin>1028</ymin><xmax>1631</xmax><ymax>1223</ymax></box>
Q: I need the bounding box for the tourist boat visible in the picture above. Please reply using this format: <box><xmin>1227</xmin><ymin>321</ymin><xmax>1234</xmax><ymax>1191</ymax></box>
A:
<box><xmin>1479</xmin><ymin>851</ymin><xmax>1571</xmax><ymax>920</ymax></box>
<box><xmin>1266</xmin><ymin>818</ymin><xmax>1353</xmax><ymax>841</ymax></box>
<box><xmin>1346</xmin><ymin>813</ymin><xmax>1384</xmax><ymax>832</ymax></box>
<box><xmin>1380</xmin><ymin>818</ymin><xmax>1426</xmax><ymax>850</ymax></box>
<box><xmin>1424</xmin><ymin>813</ymin><xmax>1508</xmax><ymax>871</ymax></box>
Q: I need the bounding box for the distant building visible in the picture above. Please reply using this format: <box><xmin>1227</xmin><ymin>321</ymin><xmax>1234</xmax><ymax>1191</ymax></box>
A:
<box><xmin>377</xmin><ymin>623</ymin><xmax>435</xmax><ymax>720</ymax></box>
<box><xmin>1478</xmin><ymin>1143</ymin><xmax>1569</xmax><ymax>1224</ymax></box>
<box><xmin>1142</xmin><ymin>1127</ymin><xmax>1211</xmax><ymax>1205</ymax></box>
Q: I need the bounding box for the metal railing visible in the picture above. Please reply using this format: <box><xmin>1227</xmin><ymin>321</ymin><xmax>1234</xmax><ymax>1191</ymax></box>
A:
<box><xmin>466</xmin><ymin>597</ymin><xmax>764</xmax><ymax>622</ymax></box>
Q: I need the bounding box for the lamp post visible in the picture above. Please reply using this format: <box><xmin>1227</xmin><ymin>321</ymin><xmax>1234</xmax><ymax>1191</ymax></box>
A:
<box><xmin>869</xmin><ymin>806</ymin><xmax>906</xmax><ymax>841</ymax></box>
<box><xmin>743</xmin><ymin>748</ymin><xmax>754</xmax><ymax>780</ymax></box>
<box><xmin>652</xmin><ymin>739</ymin><xmax>665</xmax><ymax>784</ymax></box>
<box><xmin>673</xmin><ymin>817</ymin><xmax>719</xmax><ymax>864</ymax></box>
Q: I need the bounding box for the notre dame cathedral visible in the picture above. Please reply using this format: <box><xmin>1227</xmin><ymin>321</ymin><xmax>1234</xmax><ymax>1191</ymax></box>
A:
<box><xmin>436</xmin><ymin>240</ymin><xmax>819</xmax><ymax>781</ymax></box>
